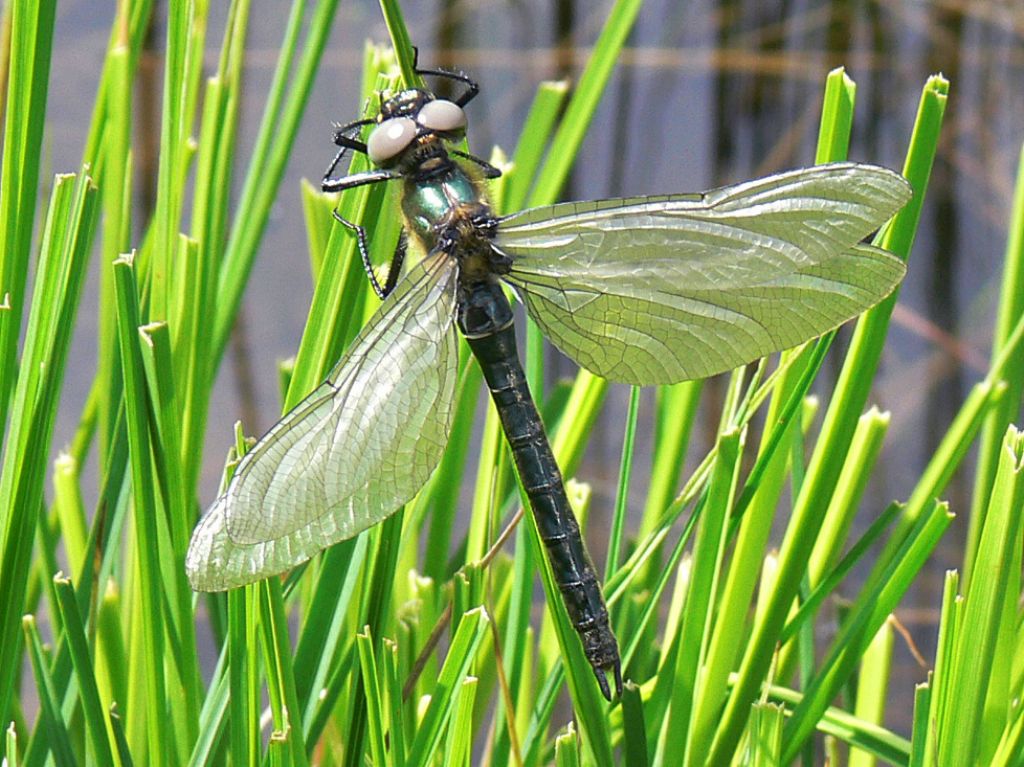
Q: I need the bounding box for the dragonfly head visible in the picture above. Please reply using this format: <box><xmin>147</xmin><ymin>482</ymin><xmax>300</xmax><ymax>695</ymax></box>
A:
<box><xmin>367</xmin><ymin>89</ymin><xmax>468</xmax><ymax>168</ymax></box>
<box><xmin>378</xmin><ymin>87</ymin><xmax>433</xmax><ymax>121</ymax></box>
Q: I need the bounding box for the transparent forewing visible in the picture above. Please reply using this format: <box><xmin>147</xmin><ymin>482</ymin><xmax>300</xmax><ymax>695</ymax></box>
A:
<box><xmin>496</xmin><ymin>163</ymin><xmax>911</xmax><ymax>385</ymax></box>
<box><xmin>186</xmin><ymin>254</ymin><xmax>460</xmax><ymax>591</ymax></box>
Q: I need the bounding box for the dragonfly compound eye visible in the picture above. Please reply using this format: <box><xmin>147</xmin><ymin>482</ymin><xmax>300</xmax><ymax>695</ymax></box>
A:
<box><xmin>417</xmin><ymin>99</ymin><xmax>467</xmax><ymax>133</ymax></box>
<box><xmin>367</xmin><ymin>117</ymin><xmax>417</xmax><ymax>164</ymax></box>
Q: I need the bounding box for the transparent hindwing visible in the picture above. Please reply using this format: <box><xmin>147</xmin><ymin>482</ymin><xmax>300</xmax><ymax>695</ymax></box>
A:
<box><xmin>495</xmin><ymin>162</ymin><xmax>913</xmax><ymax>385</ymax></box>
<box><xmin>187</xmin><ymin>254</ymin><xmax>460</xmax><ymax>591</ymax></box>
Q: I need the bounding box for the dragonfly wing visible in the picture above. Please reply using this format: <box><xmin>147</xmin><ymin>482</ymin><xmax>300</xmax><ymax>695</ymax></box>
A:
<box><xmin>496</xmin><ymin>163</ymin><xmax>911</xmax><ymax>385</ymax></box>
<box><xmin>187</xmin><ymin>254</ymin><xmax>460</xmax><ymax>591</ymax></box>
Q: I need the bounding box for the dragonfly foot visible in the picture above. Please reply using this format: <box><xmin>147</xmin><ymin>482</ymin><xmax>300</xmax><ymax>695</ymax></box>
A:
<box><xmin>593</xmin><ymin>660</ymin><xmax>623</xmax><ymax>701</ymax></box>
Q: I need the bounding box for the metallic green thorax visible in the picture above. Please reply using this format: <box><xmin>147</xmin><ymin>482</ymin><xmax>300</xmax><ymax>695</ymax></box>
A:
<box><xmin>400</xmin><ymin>161</ymin><xmax>504</xmax><ymax>286</ymax></box>
<box><xmin>400</xmin><ymin>164</ymin><xmax>485</xmax><ymax>247</ymax></box>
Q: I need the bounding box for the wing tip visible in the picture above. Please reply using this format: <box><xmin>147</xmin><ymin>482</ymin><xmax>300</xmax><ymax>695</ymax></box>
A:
<box><xmin>820</xmin><ymin>161</ymin><xmax>914</xmax><ymax>211</ymax></box>
<box><xmin>185</xmin><ymin>496</ymin><xmax>234</xmax><ymax>592</ymax></box>
<box><xmin>186</xmin><ymin>495</ymin><xmax>274</xmax><ymax>593</ymax></box>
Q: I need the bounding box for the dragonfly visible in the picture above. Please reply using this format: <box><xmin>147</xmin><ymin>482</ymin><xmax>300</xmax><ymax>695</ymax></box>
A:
<box><xmin>186</xmin><ymin>60</ymin><xmax>912</xmax><ymax>701</ymax></box>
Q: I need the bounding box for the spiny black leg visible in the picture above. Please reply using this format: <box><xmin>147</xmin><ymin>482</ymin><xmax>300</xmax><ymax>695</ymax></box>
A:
<box><xmin>381</xmin><ymin>230</ymin><xmax>408</xmax><ymax>298</ymax></box>
<box><xmin>322</xmin><ymin>168</ymin><xmax>398</xmax><ymax>195</ymax></box>
<box><xmin>332</xmin><ymin>130</ymin><xmax>368</xmax><ymax>156</ymax></box>
<box><xmin>332</xmin><ymin>210</ymin><xmax>388</xmax><ymax>300</ymax></box>
<box><xmin>324</xmin><ymin>147</ymin><xmax>349</xmax><ymax>186</ymax></box>
<box><xmin>323</xmin><ymin>117</ymin><xmax>375</xmax><ymax>187</ymax></box>
<box><xmin>412</xmin><ymin>46</ymin><xmax>480</xmax><ymax>107</ymax></box>
<box><xmin>332</xmin><ymin>117</ymin><xmax>374</xmax><ymax>151</ymax></box>
<box><xmin>451</xmin><ymin>149</ymin><xmax>502</xmax><ymax>179</ymax></box>
<box><xmin>322</xmin><ymin>168</ymin><xmax>399</xmax><ymax>298</ymax></box>
<box><xmin>417</xmin><ymin>66</ymin><xmax>480</xmax><ymax>107</ymax></box>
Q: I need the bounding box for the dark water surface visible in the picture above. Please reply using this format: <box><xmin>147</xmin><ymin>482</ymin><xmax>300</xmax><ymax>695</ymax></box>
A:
<box><xmin>48</xmin><ymin>0</ymin><xmax>1024</xmax><ymax>744</ymax></box>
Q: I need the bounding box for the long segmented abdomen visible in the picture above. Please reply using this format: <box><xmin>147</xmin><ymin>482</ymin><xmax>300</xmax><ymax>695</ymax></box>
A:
<box><xmin>459</xmin><ymin>281</ymin><xmax>622</xmax><ymax>700</ymax></box>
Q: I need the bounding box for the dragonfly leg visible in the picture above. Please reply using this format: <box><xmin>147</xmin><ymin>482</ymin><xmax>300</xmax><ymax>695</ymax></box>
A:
<box><xmin>412</xmin><ymin>46</ymin><xmax>480</xmax><ymax>107</ymax></box>
<box><xmin>381</xmin><ymin>230</ymin><xmax>408</xmax><ymax>298</ymax></box>
<box><xmin>330</xmin><ymin>211</ymin><xmax>389</xmax><ymax>300</ymax></box>
<box><xmin>323</xmin><ymin>168</ymin><xmax>401</xmax><ymax>300</ymax></box>
<box><xmin>322</xmin><ymin>165</ymin><xmax>398</xmax><ymax>195</ymax></box>
<box><xmin>451</xmin><ymin>149</ymin><xmax>502</xmax><ymax>179</ymax></box>
<box><xmin>323</xmin><ymin>117</ymin><xmax>375</xmax><ymax>186</ymax></box>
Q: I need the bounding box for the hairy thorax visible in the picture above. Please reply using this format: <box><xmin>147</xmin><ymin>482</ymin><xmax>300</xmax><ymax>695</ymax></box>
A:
<box><xmin>400</xmin><ymin>157</ymin><xmax>507</xmax><ymax>284</ymax></box>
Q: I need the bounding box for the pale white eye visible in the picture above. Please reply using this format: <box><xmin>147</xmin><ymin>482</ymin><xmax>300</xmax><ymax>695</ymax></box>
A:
<box><xmin>367</xmin><ymin>117</ymin><xmax>417</xmax><ymax>164</ymax></box>
<box><xmin>417</xmin><ymin>99</ymin><xmax>466</xmax><ymax>132</ymax></box>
